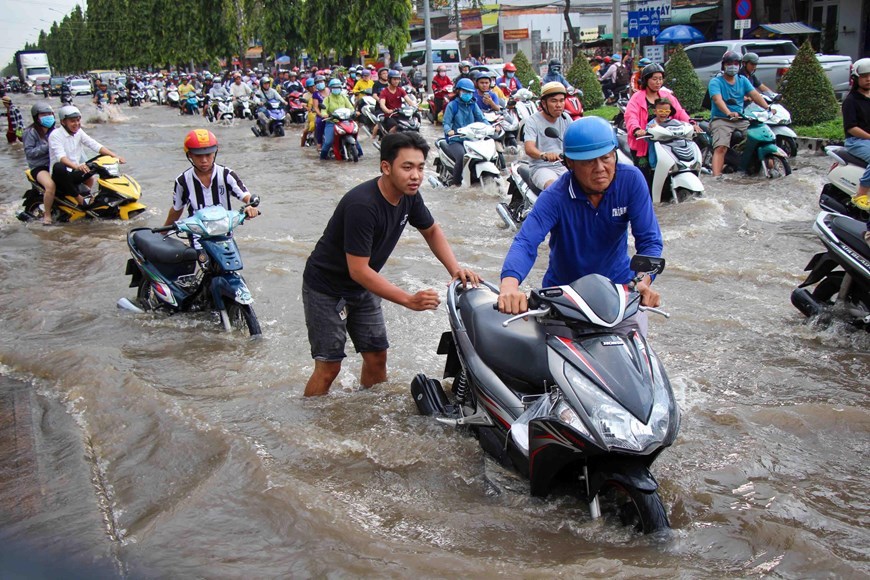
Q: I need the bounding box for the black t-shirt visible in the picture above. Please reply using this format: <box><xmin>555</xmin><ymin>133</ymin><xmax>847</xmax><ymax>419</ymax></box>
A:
<box><xmin>372</xmin><ymin>80</ymin><xmax>389</xmax><ymax>96</ymax></box>
<box><xmin>842</xmin><ymin>90</ymin><xmax>870</xmax><ymax>135</ymax></box>
<box><xmin>738</xmin><ymin>67</ymin><xmax>761</xmax><ymax>89</ymax></box>
<box><xmin>303</xmin><ymin>178</ymin><xmax>435</xmax><ymax>297</ymax></box>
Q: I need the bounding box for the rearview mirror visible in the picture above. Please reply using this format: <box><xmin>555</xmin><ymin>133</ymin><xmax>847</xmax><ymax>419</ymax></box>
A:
<box><xmin>630</xmin><ymin>255</ymin><xmax>665</xmax><ymax>276</ymax></box>
<box><xmin>544</xmin><ymin>127</ymin><xmax>561</xmax><ymax>139</ymax></box>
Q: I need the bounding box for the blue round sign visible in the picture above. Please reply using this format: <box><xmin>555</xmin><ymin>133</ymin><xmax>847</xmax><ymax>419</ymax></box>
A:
<box><xmin>735</xmin><ymin>0</ymin><xmax>752</xmax><ymax>19</ymax></box>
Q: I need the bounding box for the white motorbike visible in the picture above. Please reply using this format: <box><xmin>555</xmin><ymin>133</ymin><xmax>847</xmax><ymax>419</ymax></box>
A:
<box><xmin>145</xmin><ymin>84</ymin><xmax>159</xmax><ymax>104</ymax></box>
<box><xmin>434</xmin><ymin>122</ymin><xmax>503</xmax><ymax>188</ymax></box>
<box><xmin>819</xmin><ymin>145</ymin><xmax>869</xmax><ymax>222</ymax></box>
<box><xmin>236</xmin><ymin>95</ymin><xmax>254</xmax><ymax>120</ymax></box>
<box><xmin>761</xmin><ymin>94</ymin><xmax>798</xmax><ymax>158</ymax></box>
<box><xmin>514</xmin><ymin>88</ymin><xmax>539</xmax><ymax>142</ymax></box>
<box><xmin>358</xmin><ymin>93</ymin><xmax>381</xmax><ymax>136</ymax></box>
<box><xmin>642</xmin><ymin>121</ymin><xmax>705</xmax><ymax>204</ymax></box>
<box><xmin>165</xmin><ymin>87</ymin><xmax>180</xmax><ymax>108</ymax></box>
<box><xmin>208</xmin><ymin>96</ymin><xmax>235</xmax><ymax>126</ymax></box>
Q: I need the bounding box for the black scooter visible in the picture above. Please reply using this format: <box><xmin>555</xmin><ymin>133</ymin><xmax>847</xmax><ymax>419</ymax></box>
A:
<box><xmin>411</xmin><ymin>255</ymin><xmax>680</xmax><ymax>534</ymax></box>
<box><xmin>791</xmin><ymin>211</ymin><xmax>870</xmax><ymax>329</ymax></box>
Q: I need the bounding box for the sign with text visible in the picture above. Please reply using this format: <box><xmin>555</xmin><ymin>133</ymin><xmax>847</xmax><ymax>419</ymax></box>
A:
<box><xmin>734</xmin><ymin>18</ymin><xmax>752</xmax><ymax>30</ymax></box>
<box><xmin>644</xmin><ymin>44</ymin><xmax>665</xmax><ymax>63</ymax></box>
<box><xmin>503</xmin><ymin>28</ymin><xmax>529</xmax><ymax>40</ymax></box>
<box><xmin>639</xmin><ymin>0</ymin><xmax>672</xmax><ymax>21</ymax></box>
<box><xmin>460</xmin><ymin>9</ymin><xmax>482</xmax><ymax>30</ymax></box>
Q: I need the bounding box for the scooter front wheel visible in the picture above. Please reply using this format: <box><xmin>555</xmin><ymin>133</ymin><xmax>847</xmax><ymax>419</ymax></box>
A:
<box><xmin>225</xmin><ymin>300</ymin><xmax>262</xmax><ymax>337</ymax></box>
<box><xmin>764</xmin><ymin>154</ymin><xmax>791</xmax><ymax>179</ymax></box>
<box><xmin>598</xmin><ymin>480</ymin><xmax>670</xmax><ymax>534</ymax></box>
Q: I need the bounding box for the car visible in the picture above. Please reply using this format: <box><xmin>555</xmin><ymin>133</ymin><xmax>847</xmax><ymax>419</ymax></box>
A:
<box><xmin>69</xmin><ymin>78</ymin><xmax>92</xmax><ymax>95</ymax></box>
<box><xmin>681</xmin><ymin>40</ymin><xmax>852</xmax><ymax>99</ymax></box>
<box><xmin>49</xmin><ymin>76</ymin><xmax>66</xmax><ymax>95</ymax></box>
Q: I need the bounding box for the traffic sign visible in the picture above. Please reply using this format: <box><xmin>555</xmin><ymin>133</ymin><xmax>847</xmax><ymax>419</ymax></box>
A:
<box><xmin>735</xmin><ymin>0</ymin><xmax>752</xmax><ymax>19</ymax></box>
<box><xmin>734</xmin><ymin>19</ymin><xmax>751</xmax><ymax>30</ymax></box>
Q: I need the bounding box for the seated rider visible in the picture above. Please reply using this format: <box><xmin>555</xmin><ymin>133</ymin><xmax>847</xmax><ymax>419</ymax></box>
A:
<box><xmin>48</xmin><ymin>105</ymin><xmax>125</xmax><ymax>211</ymax></box>
<box><xmin>441</xmin><ymin>77</ymin><xmax>489</xmax><ymax>186</ymax></box>
<box><xmin>471</xmin><ymin>71</ymin><xmax>503</xmax><ymax>113</ymax></box>
<box><xmin>542</xmin><ymin>59</ymin><xmax>571</xmax><ymax>89</ymax></box>
<box><xmin>497</xmin><ymin>62</ymin><xmax>523</xmax><ymax>96</ymax></box>
<box><xmin>206</xmin><ymin>75</ymin><xmax>231</xmax><ymax>118</ymax></box>
<box><xmin>379</xmin><ymin>70</ymin><xmax>417</xmax><ymax>135</ymax></box>
<box><xmin>738</xmin><ymin>52</ymin><xmax>772</xmax><ymax>98</ymax></box>
<box><xmin>430</xmin><ymin>65</ymin><xmax>453</xmax><ymax>119</ymax></box>
<box><xmin>498</xmin><ymin>116</ymin><xmax>663</xmax><ymax>337</ymax></box>
<box><xmin>23</xmin><ymin>103</ymin><xmax>58</xmax><ymax>225</ymax></box>
<box><xmin>319</xmin><ymin>79</ymin><xmax>362</xmax><ymax>160</ymax></box>
<box><xmin>283</xmin><ymin>70</ymin><xmax>303</xmax><ymax>95</ymax></box>
<box><xmin>523</xmin><ymin>82</ymin><xmax>572</xmax><ymax>191</ymax></box>
<box><xmin>93</xmin><ymin>81</ymin><xmax>114</xmax><ymax>105</ymax></box>
<box><xmin>164</xmin><ymin>129</ymin><xmax>259</xmax><ymax>229</ymax></box>
<box><xmin>229</xmin><ymin>71</ymin><xmax>253</xmax><ymax>116</ymax></box>
<box><xmin>372</xmin><ymin>68</ymin><xmax>390</xmax><ymax>97</ymax></box>
<box><xmin>252</xmin><ymin>76</ymin><xmax>287</xmax><ymax>136</ymax></box>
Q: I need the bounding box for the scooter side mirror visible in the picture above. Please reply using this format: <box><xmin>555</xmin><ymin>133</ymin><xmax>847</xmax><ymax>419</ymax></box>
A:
<box><xmin>543</xmin><ymin>127</ymin><xmax>561</xmax><ymax>140</ymax></box>
<box><xmin>248</xmin><ymin>195</ymin><xmax>261</xmax><ymax>208</ymax></box>
<box><xmin>630</xmin><ymin>254</ymin><xmax>665</xmax><ymax>276</ymax></box>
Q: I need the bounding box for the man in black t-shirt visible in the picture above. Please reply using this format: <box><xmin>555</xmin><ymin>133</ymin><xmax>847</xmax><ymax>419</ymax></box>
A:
<box><xmin>302</xmin><ymin>132</ymin><xmax>481</xmax><ymax>397</ymax></box>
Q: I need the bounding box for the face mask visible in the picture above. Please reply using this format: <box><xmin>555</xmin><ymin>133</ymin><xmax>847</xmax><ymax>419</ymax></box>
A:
<box><xmin>506</xmin><ymin>72</ymin><xmax>515</xmax><ymax>78</ymax></box>
<box><xmin>39</xmin><ymin>115</ymin><xmax>55</xmax><ymax>128</ymax></box>
<box><xmin>724</xmin><ymin>65</ymin><xmax>739</xmax><ymax>76</ymax></box>
<box><xmin>315</xmin><ymin>82</ymin><xmax>325</xmax><ymax>91</ymax></box>
<box><xmin>459</xmin><ymin>92</ymin><xmax>473</xmax><ymax>103</ymax></box>
<box><xmin>331</xmin><ymin>88</ymin><xmax>341</xmax><ymax>95</ymax></box>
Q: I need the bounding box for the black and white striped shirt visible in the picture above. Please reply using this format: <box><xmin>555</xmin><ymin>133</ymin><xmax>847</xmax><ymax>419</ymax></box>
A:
<box><xmin>172</xmin><ymin>163</ymin><xmax>250</xmax><ymax>215</ymax></box>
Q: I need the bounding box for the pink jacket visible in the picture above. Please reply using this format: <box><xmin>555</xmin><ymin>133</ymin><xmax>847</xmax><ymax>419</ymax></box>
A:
<box><xmin>624</xmin><ymin>87</ymin><xmax>690</xmax><ymax>157</ymax></box>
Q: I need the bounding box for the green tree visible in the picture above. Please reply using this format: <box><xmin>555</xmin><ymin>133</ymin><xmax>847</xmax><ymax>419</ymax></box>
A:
<box><xmin>308</xmin><ymin>0</ymin><xmax>411</xmax><ymax>60</ymax></box>
<box><xmin>781</xmin><ymin>39</ymin><xmax>839</xmax><ymax>126</ymax></box>
<box><xmin>511</xmin><ymin>50</ymin><xmax>539</xmax><ymax>95</ymax></box>
<box><xmin>254</xmin><ymin>0</ymin><xmax>304</xmax><ymax>63</ymax></box>
<box><xmin>566</xmin><ymin>54</ymin><xmax>604</xmax><ymax>110</ymax></box>
<box><xmin>663</xmin><ymin>44</ymin><xmax>705</xmax><ymax>113</ymax></box>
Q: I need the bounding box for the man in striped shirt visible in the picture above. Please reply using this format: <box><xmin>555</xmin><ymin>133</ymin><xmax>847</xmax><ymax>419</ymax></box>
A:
<box><xmin>163</xmin><ymin>129</ymin><xmax>259</xmax><ymax>226</ymax></box>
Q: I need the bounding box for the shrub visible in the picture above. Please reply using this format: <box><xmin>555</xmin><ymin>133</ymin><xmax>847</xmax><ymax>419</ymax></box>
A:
<box><xmin>781</xmin><ymin>39</ymin><xmax>839</xmax><ymax>126</ymax></box>
<box><xmin>566</xmin><ymin>54</ymin><xmax>604</xmax><ymax>110</ymax></box>
<box><xmin>663</xmin><ymin>45</ymin><xmax>706</xmax><ymax>113</ymax></box>
<box><xmin>511</xmin><ymin>50</ymin><xmax>540</xmax><ymax>96</ymax></box>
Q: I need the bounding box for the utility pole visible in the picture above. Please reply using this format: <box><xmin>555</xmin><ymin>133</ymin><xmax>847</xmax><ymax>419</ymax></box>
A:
<box><xmin>424</xmin><ymin>0</ymin><xmax>433</xmax><ymax>91</ymax></box>
<box><xmin>612</xmin><ymin>0</ymin><xmax>622</xmax><ymax>56</ymax></box>
<box><xmin>454</xmin><ymin>0</ymin><xmax>462</xmax><ymax>54</ymax></box>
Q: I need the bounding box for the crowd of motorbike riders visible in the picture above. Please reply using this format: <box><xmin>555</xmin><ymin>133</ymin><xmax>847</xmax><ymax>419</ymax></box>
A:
<box><xmin>8</xmin><ymin>51</ymin><xmax>870</xmax><ymax>236</ymax></box>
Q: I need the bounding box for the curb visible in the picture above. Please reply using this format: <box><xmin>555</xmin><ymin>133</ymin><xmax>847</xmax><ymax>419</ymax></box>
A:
<box><xmin>795</xmin><ymin>136</ymin><xmax>843</xmax><ymax>155</ymax></box>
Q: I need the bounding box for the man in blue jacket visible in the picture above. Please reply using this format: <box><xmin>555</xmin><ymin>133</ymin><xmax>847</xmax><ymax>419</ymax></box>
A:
<box><xmin>497</xmin><ymin>116</ymin><xmax>663</xmax><ymax>335</ymax></box>
<box><xmin>441</xmin><ymin>77</ymin><xmax>489</xmax><ymax>186</ymax></box>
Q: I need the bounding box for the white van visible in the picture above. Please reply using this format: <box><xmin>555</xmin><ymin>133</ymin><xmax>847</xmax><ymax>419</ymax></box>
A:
<box><xmin>400</xmin><ymin>40</ymin><xmax>463</xmax><ymax>80</ymax></box>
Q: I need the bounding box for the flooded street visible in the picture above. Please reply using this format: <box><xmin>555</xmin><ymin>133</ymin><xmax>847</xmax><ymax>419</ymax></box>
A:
<box><xmin>0</xmin><ymin>94</ymin><xmax>867</xmax><ymax>578</ymax></box>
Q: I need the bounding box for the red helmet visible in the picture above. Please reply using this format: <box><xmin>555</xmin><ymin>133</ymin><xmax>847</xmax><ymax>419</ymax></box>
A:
<box><xmin>503</xmin><ymin>62</ymin><xmax>517</xmax><ymax>73</ymax></box>
<box><xmin>183</xmin><ymin>129</ymin><xmax>218</xmax><ymax>155</ymax></box>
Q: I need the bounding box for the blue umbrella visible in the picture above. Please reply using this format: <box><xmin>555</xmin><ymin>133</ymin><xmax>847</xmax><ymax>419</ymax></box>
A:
<box><xmin>655</xmin><ymin>25</ymin><xmax>705</xmax><ymax>44</ymax></box>
<box><xmin>275</xmin><ymin>55</ymin><xmax>291</xmax><ymax>64</ymax></box>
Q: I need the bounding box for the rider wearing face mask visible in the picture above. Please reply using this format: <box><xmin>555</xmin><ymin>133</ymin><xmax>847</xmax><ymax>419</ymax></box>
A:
<box><xmin>497</xmin><ymin>62</ymin><xmax>523</xmax><ymax>96</ymax></box>
<box><xmin>708</xmin><ymin>50</ymin><xmax>770</xmax><ymax>177</ymax></box>
<box><xmin>430</xmin><ymin>65</ymin><xmax>453</xmax><ymax>118</ymax></box>
<box><xmin>319</xmin><ymin>78</ymin><xmax>362</xmax><ymax>160</ymax></box>
<box><xmin>441</xmin><ymin>77</ymin><xmax>490</xmax><ymax>186</ymax></box>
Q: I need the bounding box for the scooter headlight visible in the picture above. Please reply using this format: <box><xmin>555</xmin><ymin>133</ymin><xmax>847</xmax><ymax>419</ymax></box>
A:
<box><xmin>553</xmin><ymin>400</ymin><xmax>591</xmax><ymax>438</ymax></box>
<box><xmin>200</xmin><ymin>215</ymin><xmax>231</xmax><ymax>236</ymax></box>
<box><xmin>101</xmin><ymin>162</ymin><xmax>120</xmax><ymax>177</ymax></box>
<box><xmin>563</xmin><ymin>362</ymin><xmax>674</xmax><ymax>453</ymax></box>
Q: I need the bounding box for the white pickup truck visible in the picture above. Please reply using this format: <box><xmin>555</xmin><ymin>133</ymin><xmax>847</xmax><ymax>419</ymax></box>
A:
<box><xmin>682</xmin><ymin>40</ymin><xmax>853</xmax><ymax>99</ymax></box>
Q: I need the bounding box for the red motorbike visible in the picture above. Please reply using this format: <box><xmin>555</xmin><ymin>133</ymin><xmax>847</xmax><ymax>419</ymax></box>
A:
<box><xmin>285</xmin><ymin>91</ymin><xmax>307</xmax><ymax>124</ymax></box>
<box><xmin>331</xmin><ymin>108</ymin><xmax>361</xmax><ymax>162</ymax></box>
<box><xmin>564</xmin><ymin>87</ymin><xmax>584</xmax><ymax>120</ymax></box>
<box><xmin>426</xmin><ymin>84</ymin><xmax>453</xmax><ymax>124</ymax></box>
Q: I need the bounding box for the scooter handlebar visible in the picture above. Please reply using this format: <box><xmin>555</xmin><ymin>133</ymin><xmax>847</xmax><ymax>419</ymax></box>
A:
<box><xmin>151</xmin><ymin>225</ymin><xmax>174</xmax><ymax>233</ymax></box>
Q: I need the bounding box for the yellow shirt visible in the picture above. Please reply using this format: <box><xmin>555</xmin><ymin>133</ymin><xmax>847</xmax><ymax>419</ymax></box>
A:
<box><xmin>492</xmin><ymin>86</ymin><xmax>507</xmax><ymax>102</ymax></box>
<box><xmin>352</xmin><ymin>79</ymin><xmax>374</xmax><ymax>94</ymax></box>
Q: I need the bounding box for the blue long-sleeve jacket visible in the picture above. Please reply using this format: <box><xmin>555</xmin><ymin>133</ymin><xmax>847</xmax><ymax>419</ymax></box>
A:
<box><xmin>501</xmin><ymin>164</ymin><xmax>663</xmax><ymax>287</ymax></box>
<box><xmin>542</xmin><ymin>72</ymin><xmax>571</xmax><ymax>88</ymax></box>
<box><xmin>442</xmin><ymin>98</ymin><xmax>487</xmax><ymax>142</ymax></box>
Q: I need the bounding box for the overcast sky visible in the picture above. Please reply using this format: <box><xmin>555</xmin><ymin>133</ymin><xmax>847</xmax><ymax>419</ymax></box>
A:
<box><xmin>1</xmin><ymin>0</ymin><xmax>85</xmax><ymax>69</ymax></box>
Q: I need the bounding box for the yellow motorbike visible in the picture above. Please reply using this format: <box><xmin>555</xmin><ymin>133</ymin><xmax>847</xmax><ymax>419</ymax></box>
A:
<box><xmin>17</xmin><ymin>155</ymin><xmax>146</xmax><ymax>223</ymax></box>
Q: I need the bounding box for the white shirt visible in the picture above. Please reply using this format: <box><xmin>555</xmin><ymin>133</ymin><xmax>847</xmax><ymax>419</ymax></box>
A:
<box><xmin>48</xmin><ymin>126</ymin><xmax>103</xmax><ymax>168</ymax></box>
<box><xmin>229</xmin><ymin>81</ymin><xmax>252</xmax><ymax>100</ymax></box>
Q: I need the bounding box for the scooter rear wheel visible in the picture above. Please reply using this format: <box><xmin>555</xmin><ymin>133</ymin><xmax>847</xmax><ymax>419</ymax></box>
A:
<box><xmin>598</xmin><ymin>480</ymin><xmax>670</xmax><ymax>534</ymax></box>
<box><xmin>225</xmin><ymin>300</ymin><xmax>262</xmax><ymax>337</ymax></box>
<box><xmin>137</xmin><ymin>279</ymin><xmax>160</xmax><ymax>312</ymax></box>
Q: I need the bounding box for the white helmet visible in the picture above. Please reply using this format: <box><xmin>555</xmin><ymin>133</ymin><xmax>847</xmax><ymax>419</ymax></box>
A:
<box><xmin>853</xmin><ymin>58</ymin><xmax>870</xmax><ymax>77</ymax></box>
<box><xmin>58</xmin><ymin>105</ymin><xmax>82</xmax><ymax>121</ymax></box>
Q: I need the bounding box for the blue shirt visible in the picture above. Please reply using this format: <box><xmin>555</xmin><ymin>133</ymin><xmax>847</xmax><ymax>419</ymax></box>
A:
<box><xmin>501</xmin><ymin>164</ymin><xmax>663</xmax><ymax>287</ymax></box>
<box><xmin>542</xmin><ymin>72</ymin><xmax>570</xmax><ymax>88</ymax></box>
<box><xmin>473</xmin><ymin>89</ymin><xmax>504</xmax><ymax>112</ymax></box>
<box><xmin>442</xmin><ymin>98</ymin><xmax>487</xmax><ymax>141</ymax></box>
<box><xmin>708</xmin><ymin>74</ymin><xmax>755</xmax><ymax>119</ymax></box>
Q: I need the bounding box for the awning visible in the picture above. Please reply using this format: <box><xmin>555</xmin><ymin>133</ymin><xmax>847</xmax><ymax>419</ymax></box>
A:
<box><xmin>758</xmin><ymin>22</ymin><xmax>820</xmax><ymax>35</ymax></box>
<box><xmin>668</xmin><ymin>6</ymin><xmax>717</xmax><ymax>24</ymax></box>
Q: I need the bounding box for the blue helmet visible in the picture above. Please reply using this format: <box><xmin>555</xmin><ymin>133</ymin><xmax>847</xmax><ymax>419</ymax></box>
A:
<box><xmin>455</xmin><ymin>78</ymin><xmax>474</xmax><ymax>93</ymax></box>
<box><xmin>388</xmin><ymin>70</ymin><xmax>402</xmax><ymax>79</ymax></box>
<box><xmin>563</xmin><ymin>116</ymin><xmax>618</xmax><ymax>161</ymax></box>
<box><xmin>328</xmin><ymin>78</ymin><xmax>342</xmax><ymax>88</ymax></box>
<box><xmin>305</xmin><ymin>78</ymin><xmax>315</xmax><ymax>88</ymax></box>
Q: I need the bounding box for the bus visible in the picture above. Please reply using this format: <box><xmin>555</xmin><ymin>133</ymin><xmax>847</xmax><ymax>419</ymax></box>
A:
<box><xmin>400</xmin><ymin>40</ymin><xmax>462</xmax><ymax>79</ymax></box>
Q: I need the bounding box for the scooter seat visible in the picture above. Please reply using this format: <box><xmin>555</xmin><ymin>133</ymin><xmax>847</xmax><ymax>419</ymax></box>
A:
<box><xmin>132</xmin><ymin>230</ymin><xmax>199</xmax><ymax>265</ymax></box>
<box><xmin>829</xmin><ymin>215</ymin><xmax>870</xmax><ymax>261</ymax></box>
<box><xmin>831</xmin><ymin>147</ymin><xmax>868</xmax><ymax>169</ymax></box>
<box><xmin>517</xmin><ymin>164</ymin><xmax>542</xmax><ymax>195</ymax></box>
<box><xmin>458</xmin><ymin>288</ymin><xmax>550</xmax><ymax>393</ymax></box>
<box><xmin>437</xmin><ymin>139</ymin><xmax>452</xmax><ymax>154</ymax></box>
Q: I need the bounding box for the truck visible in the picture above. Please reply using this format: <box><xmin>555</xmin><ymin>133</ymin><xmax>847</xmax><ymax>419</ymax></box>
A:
<box><xmin>15</xmin><ymin>50</ymin><xmax>52</xmax><ymax>89</ymax></box>
<box><xmin>682</xmin><ymin>40</ymin><xmax>853</xmax><ymax>99</ymax></box>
